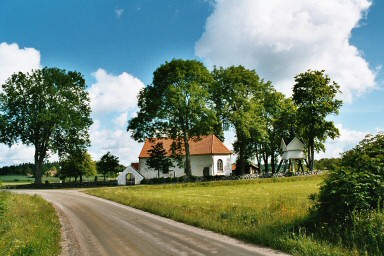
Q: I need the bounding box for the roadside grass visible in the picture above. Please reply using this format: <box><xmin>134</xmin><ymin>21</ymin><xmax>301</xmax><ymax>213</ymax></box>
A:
<box><xmin>0</xmin><ymin>175</ymin><xmax>58</xmax><ymax>185</ymax></box>
<box><xmin>0</xmin><ymin>174</ymin><xmax>104</xmax><ymax>186</ymax></box>
<box><xmin>0</xmin><ymin>191</ymin><xmax>61</xmax><ymax>256</ymax></box>
<box><xmin>87</xmin><ymin>175</ymin><xmax>353</xmax><ymax>255</ymax></box>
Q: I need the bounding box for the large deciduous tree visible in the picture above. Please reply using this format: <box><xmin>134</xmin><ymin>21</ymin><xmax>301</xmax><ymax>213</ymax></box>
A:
<box><xmin>128</xmin><ymin>59</ymin><xmax>217</xmax><ymax>176</ymax></box>
<box><xmin>0</xmin><ymin>67</ymin><xmax>93</xmax><ymax>184</ymax></box>
<box><xmin>210</xmin><ymin>66</ymin><xmax>266</xmax><ymax>175</ymax></box>
<box><xmin>96</xmin><ymin>151</ymin><xmax>120</xmax><ymax>181</ymax></box>
<box><xmin>292</xmin><ymin>70</ymin><xmax>342</xmax><ymax>172</ymax></box>
<box><xmin>257</xmin><ymin>89</ymin><xmax>296</xmax><ymax>174</ymax></box>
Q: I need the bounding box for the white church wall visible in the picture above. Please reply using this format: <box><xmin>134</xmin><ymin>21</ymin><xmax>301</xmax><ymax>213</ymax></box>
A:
<box><xmin>139</xmin><ymin>154</ymin><xmax>232</xmax><ymax>179</ymax></box>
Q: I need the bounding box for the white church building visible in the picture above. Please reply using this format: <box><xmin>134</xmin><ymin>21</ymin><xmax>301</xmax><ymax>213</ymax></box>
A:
<box><xmin>137</xmin><ymin>135</ymin><xmax>232</xmax><ymax>179</ymax></box>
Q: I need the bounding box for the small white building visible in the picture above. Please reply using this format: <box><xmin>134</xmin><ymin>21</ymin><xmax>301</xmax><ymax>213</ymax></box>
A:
<box><xmin>278</xmin><ymin>137</ymin><xmax>306</xmax><ymax>173</ymax></box>
<box><xmin>117</xmin><ymin>165</ymin><xmax>144</xmax><ymax>185</ymax></box>
<box><xmin>138</xmin><ymin>135</ymin><xmax>232</xmax><ymax>179</ymax></box>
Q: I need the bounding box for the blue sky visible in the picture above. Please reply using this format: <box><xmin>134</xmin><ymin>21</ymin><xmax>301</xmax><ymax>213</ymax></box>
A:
<box><xmin>0</xmin><ymin>0</ymin><xmax>383</xmax><ymax>166</ymax></box>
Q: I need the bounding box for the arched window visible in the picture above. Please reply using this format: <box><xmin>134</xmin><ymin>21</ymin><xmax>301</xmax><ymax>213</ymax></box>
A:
<box><xmin>217</xmin><ymin>159</ymin><xmax>223</xmax><ymax>172</ymax></box>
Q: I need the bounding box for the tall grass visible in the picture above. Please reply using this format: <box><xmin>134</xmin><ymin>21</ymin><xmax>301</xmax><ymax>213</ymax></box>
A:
<box><xmin>0</xmin><ymin>191</ymin><xmax>61</xmax><ymax>256</ymax></box>
<box><xmin>87</xmin><ymin>175</ymin><xmax>352</xmax><ymax>255</ymax></box>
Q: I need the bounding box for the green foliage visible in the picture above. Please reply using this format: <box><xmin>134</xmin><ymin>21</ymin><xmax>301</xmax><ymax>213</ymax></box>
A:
<box><xmin>346</xmin><ymin>210</ymin><xmax>384</xmax><ymax>255</ymax></box>
<box><xmin>307</xmin><ymin>132</ymin><xmax>384</xmax><ymax>254</ymax></box>
<box><xmin>0</xmin><ymin>67</ymin><xmax>93</xmax><ymax>184</ymax></box>
<box><xmin>210</xmin><ymin>66</ymin><xmax>268</xmax><ymax>174</ymax></box>
<box><xmin>0</xmin><ymin>162</ymin><xmax>60</xmax><ymax>176</ymax></box>
<box><xmin>0</xmin><ymin>191</ymin><xmax>61</xmax><ymax>256</ymax></box>
<box><xmin>96</xmin><ymin>151</ymin><xmax>120</xmax><ymax>181</ymax></box>
<box><xmin>314</xmin><ymin>158</ymin><xmax>341</xmax><ymax>171</ymax></box>
<box><xmin>60</xmin><ymin>151</ymin><xmax>96</xmax><ymax>182</ymax></box>
<box><xmin>312</xmin><ymin>132</ymin><xmax>384</xmax><ymax>223</ymax></box>
<box><xmin>292</xmin><ymin>70</ymin><xmax>342</xmax><ymax>172</ymax></box>
<box><xmin>312</xmin><ymin>168</ymin><xmax>384</xmax><ymax>222</ymax></box>
<box><xmin>257</xmin><ymin>89</ymin><xmax>297</xmax><ymax>174</ymax></box>
<box><xmin>341</xmin><ymin>132</ymin><xmax>384</xmax><ymax>171</ymax></box>
<box><xmin>146</xmin><ymin>142</ymin><xmax>174</xmax><ymax>177</ymax></box>
<box><xmin>128</xmin><ymin>59</ymin><xmax>217</xmax><ymax>176</ymax></box>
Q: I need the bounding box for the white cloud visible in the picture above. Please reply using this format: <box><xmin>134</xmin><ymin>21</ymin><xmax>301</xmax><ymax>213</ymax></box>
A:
<box><xmin>316</xmin><ymin>124</ymin><xmax>367</xmax><ymax>159</ymax></box>
<box><xmin>0</xmin><ymin>42</ymin><xmax>41</xmax><ymax>85</ymax></box>
<box><xmin>0</xmin><ymin>144</ymin><xmax>35</xmax><ymax>166</ymax></box>
<box><xmin>113</xmin><ymin>112</ymin><xmax>128</xmax><ymax>128</ymax></box>
<box><xmin>0</xmin><ymin>42</ymin><xmax>41</xmax><ymax>166</ymax></box>
<box><xmin>89</xmin><ymin>119</ymin><xmax>142</xmax><ymax>166</ymax></box>
<box><xmin>88</xmin><ymin>68</ymin><xmax>144</xmax><ymax>116</ymax></box>
<box><xmin>87</xmin><ymin>69</ymin><xmax>145</xmax><ymax>165</ymax></box>
<box><xmin>195</xmin><ymin>0</ymin><xmax>376</xmax><ymax>102</ymax></box>
<box><xmin>115</xmin><ymin>8</ymin><xmax>124</xmax><ymax>18</ymax></box>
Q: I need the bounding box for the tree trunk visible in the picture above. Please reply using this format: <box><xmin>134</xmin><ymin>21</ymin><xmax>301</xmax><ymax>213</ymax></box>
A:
<box><xmin>310</xmin><ymin>143</ymin><xmax>315</xmax><ymax>172</ymax></box>
<box><xmin>34</xmin><ymin>147</ymin><xmax>42</xmax><ymax>184</ymax></box>
<box><xmin>308</xmin><ymin>138</ymin><xmax>315</xmax><ymax>172</ymax></box>
<box><xmin>255</xmin><ymin>152</ymin><xmax>262</xmax><ymax>175</ymax></box>
<box><xmin>103</xmin><ymin>173</ymin><xmax>106</xmax><ymax>181</ymax></box>
<box><xmin>271</xmin><ymin>153</ymin><xmax>275</xmax><ymax>174</ymax></box>
<box><xmin>263</xmin><ymin>153</ymin><xmax>269</xmax><ymax>174</ymax></box>
<box><xmin>183</xmin><ymin>135</ymin><xmax>192</xmax><ymax>176</ymax></box>
<box><xmin>238</xmin><ymin>140</ymin><xmax>246</xmax><ymax>175</ymax></box>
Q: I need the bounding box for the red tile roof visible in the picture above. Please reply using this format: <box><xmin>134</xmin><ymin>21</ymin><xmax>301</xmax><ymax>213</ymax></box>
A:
<box><xmin>130</xmin><ymin>162</ymin><xmax>139</xmax><ymax>170</ymax></box>
<box><xmin>139</xmin><ymin>134</ymin><xmax>231</xmax><ymax>158</ymax></box>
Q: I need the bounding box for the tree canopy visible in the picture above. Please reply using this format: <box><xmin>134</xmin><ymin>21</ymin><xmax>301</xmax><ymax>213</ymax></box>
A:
<box><xmin>292</xmin><ymin>70</ymin><xmax>342</xmax><ymax>172</ymax></box>
<box><xmin>257</xmin><ymin>89</ymin><xmax>296</xmax><ymax>174</ymax></box>
<box><xmin>59</xmin><ymin>152</ymin><xmax>96</xmax><ymax>182</ymax></box>
<box><xmin>96</xmin><ymin>152</ymin><xmax>120</xmax><ymax>181</ymax></box>
<box><xmin>128</xmin><ymin>59</ymin><xmax>217</xmax><ymax>176</ymax></box>
<box><xmin>146</xmin><ymin>142</ymin><xmax>174</xmax><ymax>177</ymax></box>
<box><xmin>0</xmin><ymin>67</ymin><xmax>93</xmax><ymax>183</ymax></box>
<box><xmin>210</xmin><ymin>66</ymin><xmax>267</xmax><ymax>174</ymax></box>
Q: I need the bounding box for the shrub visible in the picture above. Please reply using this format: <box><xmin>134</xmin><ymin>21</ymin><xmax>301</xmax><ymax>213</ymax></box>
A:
<box><xmin>311</xmin><ymin>168</ymin><xmax>384</xmax><ymax>223</ymax></box>
<box><xmin>311</xmin><ymin>132</ymin><xmax>384</xmax><ymax>223</ymax></box>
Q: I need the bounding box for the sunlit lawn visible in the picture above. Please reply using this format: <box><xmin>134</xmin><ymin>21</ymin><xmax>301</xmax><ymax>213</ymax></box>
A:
<box><xmin>87</xmin><ymin>175</ymin><xmax>353</xmax><ymax>255</ymax></box>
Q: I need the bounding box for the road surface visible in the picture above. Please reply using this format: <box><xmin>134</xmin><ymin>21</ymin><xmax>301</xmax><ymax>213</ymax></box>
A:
<box><xmin>16</xmin><ymin>189</ymin><xmax>289</xmax><ymax>256</ymax></box>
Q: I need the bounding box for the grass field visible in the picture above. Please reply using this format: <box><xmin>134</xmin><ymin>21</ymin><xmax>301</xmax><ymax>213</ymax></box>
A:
<box><xmin>87</xmin><ymin>175</ymin><xmax>354</xmax><ymax>255</ymax></box>
<box><xmin>0</xmin><ymin>191</ymin><xmax>61</xmax><ymax>255</ymax></box>
<box><xmin>0</xmin><ymin>175</ymin><xmax>59</xmax><ymax>185</ymax></box>
<box><xmin>0</xmin><ymin>174</ymin><xmax>105</xmax><ymax>186</ymax></box>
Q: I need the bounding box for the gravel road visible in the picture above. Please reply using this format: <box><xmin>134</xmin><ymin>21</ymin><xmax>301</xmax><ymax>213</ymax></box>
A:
<box><xmin>16</xmin><ymin>189</ymin><xmax>289</xmax><ymax>256</ymax></box>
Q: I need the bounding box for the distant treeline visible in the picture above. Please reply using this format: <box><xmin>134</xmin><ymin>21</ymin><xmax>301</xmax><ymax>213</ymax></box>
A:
<box><xmin>0</xmin><ymin>162</ymin><xmax>60</xmax><ymax>176</ymax></box>
<box><xmin>314</xmin><ymin>158</ymin><xmax>341</xmax><ymax>171</ymax></box>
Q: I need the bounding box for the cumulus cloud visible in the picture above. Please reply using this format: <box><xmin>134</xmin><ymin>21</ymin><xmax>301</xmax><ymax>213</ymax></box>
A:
<box><xmin>0</xmin><ymin>42</ymin><xmax>41</xmax><ymax>166</ymax></box>
<box><xmin>87</xmin><ymin>69</ymin><xmax>145</xmax><ymax>165</ymax></box>
<box><xmin>89</xmin><ymin>119</ymin><xmax>143</xmax><ymax>166</ymax></box>
<box><xmin>0</xmin><ymin>42</ymin><xmax>41</xmax><ymax>85</ymax></box>
<box><xmin>316</xmin><ymin>124</ymin><xmax>367</xmax><ymax>159</ymax></box>
<box><xmin>88</xmin><ymin>68</ymin><xmax>144</xmax><ymax>116</ymax></box>
<box><xmin>195</xmin><ymin>0</ymin><xmax>376</xmax><ymax>102</ymax></box>
<box><xmin>0</xmin><ymin>144</ymin><xmax>35</xmax><ymax>166</ymax></box>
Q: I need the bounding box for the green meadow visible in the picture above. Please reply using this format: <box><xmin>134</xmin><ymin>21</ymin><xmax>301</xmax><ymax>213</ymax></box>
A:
<box><xmin>87</xmin><ymin>175</ymin><xmax>355</xmax><ymax>255</ymax></box>
<box><xmin>0</xmin><ymin>191</ymin><xmax>61</xmax><ymax>256</ymax></box>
